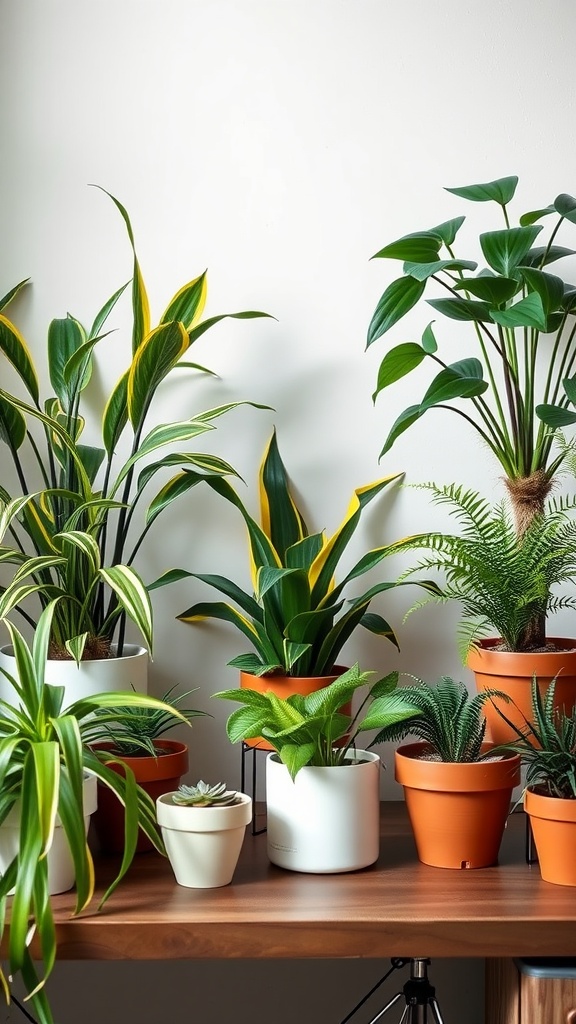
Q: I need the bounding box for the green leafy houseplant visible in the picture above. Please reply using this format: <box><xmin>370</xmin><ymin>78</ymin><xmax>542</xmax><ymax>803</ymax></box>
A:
<box><xmin>373</xmin><ymin>674</ymin><xmax>508</xmax><ymax>762</ymax></box>
<box><xmin>214</xmin><ymin>663</ymin><xmax>421</xmax><ymax>778</ymax></box>
<box><xmin>367</xmin><ymin>175</ymin><xmax>576</xmax><ymax>545</ymax></box>
<box><xmin>88</xmin><ymin>684</ymin><xmax>205</xmax><ymax>757</ymax></box>
<box><xmin>0</xmin><ymin>602</ymin><xmax>187</xmax><ymax>1024</ymax></box>
<box><xmin>0</xmin><ymin>188</ymin><xmax>270</xmax><ymax>662</ymax></box>
<box><xmin>172</xmin><ymin>781</ymin><xmax>239</xmax><ymax>806</ymax></box>
<box><xmin>176</xmin><ymin>430</ymin><xmax>439</xmax><ymax>677</ymax></box>
<box><xmin>392</xmin><ymin>482</ymin><xmax>576</xmax><ymax>656</ymax></box>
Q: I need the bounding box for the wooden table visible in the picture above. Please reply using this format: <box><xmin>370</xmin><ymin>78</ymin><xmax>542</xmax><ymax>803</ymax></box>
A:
<box><xmin>46</xmin><ymin>803</ymin><xmax>576</xmax><ymax>962</ymax></box>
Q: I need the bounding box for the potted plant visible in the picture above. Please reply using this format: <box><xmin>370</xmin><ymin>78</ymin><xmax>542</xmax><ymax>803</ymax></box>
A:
<box><xmin>156</xmin><ymin>781</ymin><xmax>252</xmax><ymax>888</ymax></box>
<box><xmin>87</xmin><ymin>685</ymin><xmax>206</xmax><ymax>853</ymax></box>
<box><xmin>374</xmin><ymin>675</ymin><xmax>521</xmax><ymax>869</ymax></box>
<box><xmin>496</xmin><ymin>677</ymin><xmax>576</xmax><ymax>886</ymax></box>
<box><xmin>0</xmin><ymin>187</ymin><xmax>270</xmax><ymax>698</ymax></box>
<box><xmin>367</xmin><ymin>175</ymin><xmax>576</xmax><ymax>654</ymax></box>
<box><xmin>177</xmin><ymin>430</ymin><xmax>438</xmax><ymax>746</ymax></box>
<box><xmin>0</xmin><ymin>601</ymin><xmax>186</xmax><ymax>1024</ymax></box>
<box><xmin>215</xmin><ymin>664</ymin><xmax>421</xmax><ymax>873</ymax></box>
<box><xmin>392</xmin><ymin>482</ymin><xmax>576</xmax><ymax>742</ymax></box>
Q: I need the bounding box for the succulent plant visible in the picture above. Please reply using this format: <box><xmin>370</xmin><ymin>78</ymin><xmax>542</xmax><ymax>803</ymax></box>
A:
<box><xmin>172</xmin><ymin>781</ymin><xmax>238</xmax><ymax>807</ymax></box>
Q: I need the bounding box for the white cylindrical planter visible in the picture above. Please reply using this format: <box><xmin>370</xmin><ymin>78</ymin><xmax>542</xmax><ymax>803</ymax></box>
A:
<box><xmin>266</xmin><ymin>750</ymin><xmax>381</xmax><ymax>873</ymax></box>
<box><xmin>0</xmin><ymin>774</ymin><xmax>97</xmax><ymax>895</ymax></box>
<box><xmin>156</xmin><ymin>793</ymin><xmax>252</xmax><ymax>888</ymax></box>
<box><xmin>0</xmin><ymin>644</ymin><xmax>148</xmax><ymax>709</ymax></box>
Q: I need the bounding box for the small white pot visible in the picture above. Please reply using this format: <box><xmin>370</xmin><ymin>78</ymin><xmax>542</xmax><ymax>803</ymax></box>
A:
<box><xmin>266</xmin><ymin>750</ymin><xmax>381</xmax><ymax>873</ymax></box>
<box><xmin>0</xmin><ymin>774</ymin><xmax>98</xmax><ymax>895</ymax></box>
<box><xmin>156</xmin><ymin>792</ymin><xmax>252</xmax><ymax>888</ymax></box>
<box><xmin>0</xmin><ymin>644</ymin><xmax>148</xmax><ymax>709</ymax></box>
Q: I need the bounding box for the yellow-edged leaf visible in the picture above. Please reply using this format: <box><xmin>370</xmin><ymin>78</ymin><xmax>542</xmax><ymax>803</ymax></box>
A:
<box><xmin>127</xmin><ymin>321</ymin><xmax>189</xmax><ymax>430</ymax></box>
<box><xmin>0</xmin><ymin>313</ymin><xmax>39</xmax><ymax>404</ymax></box>
<box><xmin>160</xmin><ymin>271</ymin><xmax>207</xmax><ymax>331</ymax></box>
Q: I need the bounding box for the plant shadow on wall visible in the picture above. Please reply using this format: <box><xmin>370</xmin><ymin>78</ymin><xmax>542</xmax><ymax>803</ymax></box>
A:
<box><xmin>0</xmin><ymin>187</ymin><xmax>272</xmax><ymax>663</ymax></box>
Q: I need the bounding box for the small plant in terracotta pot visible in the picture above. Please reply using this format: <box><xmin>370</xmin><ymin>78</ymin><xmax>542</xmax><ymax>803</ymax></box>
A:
<box><xmin>495</xmin><ymin>677</ymin><xmax>576</xmax><ymax>886</ymax></box>
<box><xmin>375</xmin><ymin>676</ymin><xmax>521</xmax><ymax>869</ymax></box>
<box><xmin>88</xmin><ymin>685</ymin><xmax>205</xmax><ymax>853</ymax></box>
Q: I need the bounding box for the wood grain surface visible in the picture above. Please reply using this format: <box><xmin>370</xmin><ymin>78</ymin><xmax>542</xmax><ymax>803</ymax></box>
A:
<box><xmin>13</xmin><ymin>804</ymin><xmax>576</xmax><ymax>962</ymax></box>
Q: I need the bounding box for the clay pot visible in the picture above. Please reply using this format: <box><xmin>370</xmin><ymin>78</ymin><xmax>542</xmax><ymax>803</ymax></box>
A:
<box><xmin>92</xmin><ymin>739</ymin><xmax>189</xmax><ymax>853</ymax></box>
<box><xmin>395</xmin><ymin>742</ymin><xmax>521</xmax><ymax>869</ymax></box>
<box><xmin>468</xmin><ymin>639</ymin><xmax>576</xmax><ymax>744</ymax></box>
<box><xmin>525</xmin><ymin>788</ymin><xmax>576</xmax><ymax>886</ymax></box>
<box><xmin>240</xmin><ymin>667</ymin><xmax>349</xmax><ymax>750</ymax></box>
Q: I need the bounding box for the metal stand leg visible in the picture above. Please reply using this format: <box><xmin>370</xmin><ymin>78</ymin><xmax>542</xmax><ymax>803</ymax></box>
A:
<box><xmin>340</xmin><ymin>958</ymin><xmax>446</xmax><ymax>1024</ymax></box>
<box><xmin>525</xmin><ymin>811</ymin><xmax>538</xmax><ymax>865</ymax></box>
<box><xmin>240</xmin><ymin>742</ymin><xmax>267</xmax><ymax>835</ymax></box>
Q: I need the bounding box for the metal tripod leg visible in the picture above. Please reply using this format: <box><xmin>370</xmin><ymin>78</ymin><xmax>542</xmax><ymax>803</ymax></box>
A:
<box><xmin>340</xmin><ymin>958</ymin><xmax>446</xmax><ymax>1024</ymax></box>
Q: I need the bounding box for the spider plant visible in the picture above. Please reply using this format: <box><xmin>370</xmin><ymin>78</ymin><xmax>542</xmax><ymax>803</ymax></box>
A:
<box><xmin>495</xmin><ymin>677</ymin><xmax>576</xmax><ymax>799</ymax></box>
<box><xmin>392</xmin><ymin>482</ymin><xmax>576</xmax><ymax>654</ymax></box>
<box><xmin>88</xmin><ymin>683</ymin><xmax>206</xmax><ymax>757</ymax></box>
<box><xmin>373</xmin><ymin>674</ymin><xmax>508</xmax><ymax>762</ymax></box>
<box><xmin>367</xmin><ymin>175</ymin><xmax>576</xmax><ymax>535</ymax></box>
<box><xmin>0</xmin><ymin>188</ymin><xmax>270</xmax><ymax>662</ymax></box>
<box><xmin>214</xmin><ymin>663</ymin><xmax>422</xmax><ymax>778</ymax></box>
<box><xmin>0</xmin><ymin>601</ymin><xmax>188</xmax><ymax>1024</ymax></box>
<box><xmin>175</xmin><ymin>430</ymin><xmax>440</xmax><ymax>677</ymax></box>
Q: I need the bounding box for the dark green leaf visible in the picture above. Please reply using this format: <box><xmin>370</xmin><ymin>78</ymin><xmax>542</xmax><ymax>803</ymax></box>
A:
<box><xmin>0</xmin><ymin>315</ymin><xmax>39</xmax><ymax>404</ymax></box>
<box><xmin>47</xmin><ymin>317</ymin><xmax>86</xmax><ymax>409</ymax></box>
<box><xmin>367</xmin><ymin>277</ymin><xmax>425</xmax><ymax>346</ymax></box>
<box><xmin>490</xmin><ymin>292</ymin><xmax>547</xmax><ymax>331</ymax></box>
<box><xmin>445</xmin><ymin>175</ymin><xmax>518</xmax><ymax>205</ymax></box>
<box><xmin>518</xmin><ymin>245</ymin><xmax>575</xmax><ymax>269</ymax></box>
<box><xmin>0</xmin><ymin>279</ymin><xmax>30</xmax><ymax>312</ymax></box>
<box><xmin>371</xmin><ymin>232</ymin><xmax>442</xmax><ymax>262</ymax></box>
<box><xmin>480</xmin><ymin>226</ymin><xmax>542</xmax><ymax>276</ymax></box>
<box><xmin>517</xmin><ymin>268</ymin><xmax>565</xmax><ymax>314</ymax></box>
<box><xmin>372</xmin><ymin>343</ymin><xmax>427</xmax><ymax>399</ymax></box>
<box><xmin>102</xmin><ymin>371</ymin><xmax>129</xmax><ymax>456</ymax></box>
<box><xmin>536</xmin><ymin>404</ymin><xmax>576</xmax><ymax>428</ymax></box>
<box><xmin>421</xmin><ymin>359</ymin><xmax>487</xmax><ymax>409</ymax></box>
<box><xmin>520</xmin><ymin>206</ymin><xmax>555</xmax><ymax>226</ymax></box>
<box><xmin>427</xmin><ymin>297</ymin><xmax>493</xmax><ymax>322</ymax></box>
<box><xmin>403</xmin><ymin>259</ymin><xmax>477</xmax><ymax>282</ymax></box>
<box><xmin>76</xmin><ymin>444</ymin><xmax>105</xmax><ymax>485</ymax></box>
<box><xmin>563</xmin><ymin>376</ymin><xmax>576</xmax><ymax>406</ymax></box>
<box><xmin>89</xmin><ymin>281</ymin><xmax>129</xmax><ymax>339</ymax></box>
<box><xmin>555</xmin><ymin>193</ymin><xmax>576</xmax><ymax>224</ymax></box>
<box><xmin>427</xmin><ymin>216</ymin><xmax>465</xmax><ymax>246</ymax></box>
<box><xmin>379</xmin><ymin>404</ymin><xmax>424</xmax><ymax>456</ymax></box>
<box><xmin>0</xmin><ymin>397</ymin><xmax>26</xmax><ymax>450</ymax></box>
<box><xmin>421</xmin><ymin>322</ymin><xmax>437</xmax><ymax>353</ymax></box>
<box><xmin>453</xmin><ymin>275</ymin><xmax>518</xmax><ymax>305</ymax></box>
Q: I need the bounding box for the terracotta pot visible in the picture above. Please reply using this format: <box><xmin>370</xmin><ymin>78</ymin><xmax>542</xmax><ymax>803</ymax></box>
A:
<box><xmin>467</xmin><ymin>639</ymin><xmax>576</xmax><ymax>744</ymax></box>
<box><xmin>92</xmin><ymin>739</ymin><xmax>189</xmax><ymax>853</ymax></box>
<box><xmin>395</xmin><ymin>742</ymin><xmax>521</xmax><ymax>869</ymax></box>
<box><xmin>525</xmin><ymin>788</ymin><xmax>576</xmax><ymax>886</ymax></box>
<box><xmin>240</xmin><ymin>667</ymin><xmax>349</xmax><ymax>750</ymax></box>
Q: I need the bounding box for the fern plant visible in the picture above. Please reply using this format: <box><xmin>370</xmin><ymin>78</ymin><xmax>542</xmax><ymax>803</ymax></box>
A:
<box><xmin>373</xmin><ymin>675</ymin><xmax>508</xmax><ymax>762</ymax></box>
<box><xmin>496</xmin><ymin>677</ymin><xmax>576</xmax><ymax>799</ymax></box>
<box><xmin>393</xmin><ymin>482</ymin><xmax>576</xmax><ymax>655</ymax></box>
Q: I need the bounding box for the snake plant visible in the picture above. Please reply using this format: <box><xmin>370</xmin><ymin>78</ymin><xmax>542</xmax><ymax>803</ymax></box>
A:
<box><xmin>0</xmin><ymin>188</ymin><xmax>270</xmax><ymax>661</ymax></box>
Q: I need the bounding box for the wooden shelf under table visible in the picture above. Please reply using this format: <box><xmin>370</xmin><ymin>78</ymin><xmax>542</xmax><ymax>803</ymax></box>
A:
<box><xmin>27</xmin><ymin>802</ymin><xmax>576</xmax><ymax>962</ymax></box>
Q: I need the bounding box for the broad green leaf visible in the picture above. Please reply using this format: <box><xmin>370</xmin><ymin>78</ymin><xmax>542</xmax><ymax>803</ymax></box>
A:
<box><xmin>47</xmin><ymin>317</ymin><xmax>86</xmax><ymax>408</ymax></box>
<box><xmin>427</xmin><ymin>297</ymin><xmax>493</xmax><ymax>322</ymax></box>
<box><xmin>286</xmin><ymin>533</ymin><xmax>324</xmax><ymax>571</ymax></box>
<box><xmin>453</xmin><ymin>275</ymin><xmax>518</xmax><ymax>305</ymax></box>
<box><xmin>421</xmin><ymin>322</ymin><xmax>437</xmax><ymax>353</ymax></box>
<box><xmin>144</xmin><ymin>470</ymin><xmax>206</xmax><ymax>526</ymax></box>
<box><xmin>490</xmin><ymin>292</ymin><xmax>547</xmax><ymax>331</ymax></box>
<box><xmin>225</xmin><ymin>705</ymin><xmax>270</xmax><ymax>744</ymax></box>
<box><xmin>480</xmin><ymin>225</ymin><xmax>542</xmax><ymax>276</ymax></box>
<box><xmin>56</xmin><ymin>530</ymin><xmax>101</xmax><ymax>575</ymax></box>
<box><xmin>160</xmin><ymin>271</ymin><xmax>207</xmax><ymax>330</ymax></box>
<box><xmin>137</xmin><ymin>451</ymin><xmax>238</xmax><ymax>492</ymax></box>
<box><xmin>366</xmin><ymin>276</ymin><xmax>425</xmax><ymax>346</ymax></box>
<box><xmin>98</xmin><ymin>565</ymin><xmax>153</xmax><ymax>654</ymax></box>
<box><xmin>102</xmin><ymin>370</ymin><xmax>129</xmax><ymax>456</ymax></box>
<box><xmin>427</xmin><ymin>216</ymin><xmax>465</xmax><ymax>246</ymax></box>
<box><xmin>517</xmin><ymin>268</ymin><xmax>565</xmax><ymax>314</ymax></box>
<box><xmin>421</xmin><ymin>360</ymin><xmax>487</xmax><ymax>408</ymax></box>
<box><xmin>259</xmin><ymin>429</ymin><xmax>307</xmax><ymax>556</ymax></box>
<box><xmin>282</xmin><ymin>639</ymin><xmax>312</xmax><ymax>671</ymax></box>
<box><xmin>76</xmin><ymin>443</ymin><xmax>106</xmax><ymax>485</ymax></box>
<box><xmin>536</xmin><ymin>403</ymin><xmax>576</xmax><ymax>428</ymax></box>
<box><xmin>31</xmin><ymin>743</ymin><xmax>59</xmax><ymax>856</ymax></box>
<box><xmin>371</xmin><ymin>232</ymin><xmax>442</xmax><ymax>263</ymax></box>
<box><xmin>563</xmin><ymin>376</ymin><xmax>576</xmax><ymax>406</ymax></box>
<box><xmin>175</xmin><ymin>572</ymin><xmax>262</xmax><ymax>619</ymax></box>
<box><xmin>555</xmin><ymin>193</ymin><xmax>576</xmax><ymax>224</ymax></box>
<box><xmin>379</xmin><ymin>404</ymin><xmax>423</xmax><ymax>456</ymax></box>
<box><xmin>372</xmin><ymin>342</ymin><xmax>427</xmax><ymax>400</ymax></box>
<box><xmin>358</xmin><ymin>693</ymin><xmax>422</xmax><ymax>733</ymax></box>
<box><xmin>0</xmin><ymin>314</ymin><xmax>39</xmax><ymax>403</ymax></box>
<box><xmin>177</xmin><ymin>600</ymin><xmax>262</xmax><ymax>648</ymax></box>
<box><xmin>403</xmin><ymin>259</ymin><xmax>477</xmax><ymax>282</ymax></box>
<box><xmin>522</xmin><ymin>245</ymin><xmax>576</xmax><ymax>268</ymax></box>
<box><xmin>520</xmin><ymin>205</ymin><xmax>555</xmax><ymax>226</ymax></box>
<box><xmin>0</xmin><ymin>395</ymin><xmax>26</xmax><ymax>449</ymax></box>
<box><xmin>279</xmin><ymin>742</ymin><xmax>316</xmax><ymax>780</ymax></box>
<box><xmin>89</xmin><ymin>281</ymin><xmax>129</xmax><ymax>339</ymax></box>
<box><xmin>0</xmin><ymin>278</ymin><xmax>30</xmax><ymax>312</ymax></box>
<box><xmin>127</xmin><ymin>320</ymin><xmax>189</xmax><ymax>430</ymax></box>
<box><xmin>111</xmin><ymin>419</ymin><xmax>214</xmax><ymax>493</ymax></box>
<box><xmin>62</xmin><ymin>333</ymin><xmax>111</xmax><ymax>396</ymax></box>
<box><xmin>186</xmin><ymin>310</ymin><xmax>275</xmax><ymax>346</ymax></box>
<box><xmin>445</xmin><ymin>175</ymin><xmax>518</xmax><ymax>205</ymax></box>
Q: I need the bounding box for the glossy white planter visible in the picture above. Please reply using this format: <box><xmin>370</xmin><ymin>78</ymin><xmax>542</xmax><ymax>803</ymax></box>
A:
<box><xmin>266</xmin><ymin>750</ymin><xmax>381</xmax><ymax>874</ymax></box>
<box><xmin>0</xmin><ymin>774</ymin><xmax>97</xmax><ymax>895</ymax></box>
<box><xmin>0</xmin><ymin>644</ymin><xmax>148</xmax><ymax>709</ymax></box>
<box><xmin>156</xmin><ymin>792</ymin><xmax>252</xmax><ymax>888</ymax></box>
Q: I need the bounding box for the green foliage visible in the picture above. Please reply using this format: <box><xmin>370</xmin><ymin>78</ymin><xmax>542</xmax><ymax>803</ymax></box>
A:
<box><xmin>373</xmin><ymin>675</ymin><xmax>508</xmax><ymax>762</ymax></box>
<box><xmin>214</xmin><ymin>663</ymin><xmax>422</xmax><ymax>779</ymax></box>
<box><xmin>0</xmin><ymin>191</ymin><xmax>270</xmax><ymax>660</ymax></box>
<box><xmin>368</xmin><ymin>175</ymin><xmax>576</xmax><ymax>483</ymax></box>
<box><xmin>87</xmin><ymin>684</ymin><xmax>204</xmax><ymax>757</ymax></box>
<box><xmin>0</xmin><ymin>602</ymin><xmax>187</xmax><ymax>1023</ymax></box>
<box><xmin>393</xmin><ymin>482</ymin><xmax>576</xmax><ymax>656</ymax></box>
<box><xmin>176</xmin><ymin>430</ymin><xmax>440</xmax><ymax>677</ymax></box>
<box><xmin>172</xmin><ymin>781</ymin><xmax>238</xmax><ymax>806</ymax></box>
<box><xmin>496</xmin><ymin>677</ymin><xmax>576</xmax><ymax>799</ymax></box>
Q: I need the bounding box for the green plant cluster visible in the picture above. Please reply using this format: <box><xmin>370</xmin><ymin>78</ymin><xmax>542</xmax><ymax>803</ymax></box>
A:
<box><xmin>497</xmin><ymin>679</ymin><xmax>576</xmax><ymax>799</ymax></box>
<box><xmin>88</xmin><ymin>684</ymin><xmax>205</xmax><ymax>757</ymax></box>
<box><xmin>173</xmin><ymin>781</ymin><xmax>238</xmax><ymax>807</ymax></box>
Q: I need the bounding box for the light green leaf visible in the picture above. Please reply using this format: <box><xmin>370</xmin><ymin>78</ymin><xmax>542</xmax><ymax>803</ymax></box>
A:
<box><xmin>98</xmin><ymin>565</ymin><xmax>153</xmax><ymax>654</ymax></box>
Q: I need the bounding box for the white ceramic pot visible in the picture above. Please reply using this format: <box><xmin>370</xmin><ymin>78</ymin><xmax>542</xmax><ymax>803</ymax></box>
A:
<box><xmin>156</xmin><ymin>792</ymin><xmax>252</xmax><ymax>888</ymax></box>
<box><xmin>0</xmin><ymin>644</ymin><xmax>148</xmax><ymax>709</ymax></box>
<box><xmin>266</xmin><ymin>750</ymin><xmax>381</xmax><ymax>873</ymax></box>
<box><xmin>0</xmin><ymin>773</ymin><xmax>98</xmax><ymax>895</ymax></box>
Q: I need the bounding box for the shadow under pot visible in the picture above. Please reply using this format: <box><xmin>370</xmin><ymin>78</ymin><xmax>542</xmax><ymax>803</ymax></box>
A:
<box><xmin>395</xmin><ymin>742</ymin><xmax>521</xmax><ymax>869</ymax></box>
<box><xmin>91</xmin><ymin>739</ymin><xmax>189</xmax><ymax>853</ymax></box>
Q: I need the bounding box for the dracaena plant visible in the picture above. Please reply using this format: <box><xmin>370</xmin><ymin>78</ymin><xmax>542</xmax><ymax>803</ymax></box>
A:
<box><xmin>392</xmin><ymin>482</ymin><xmax>576</xmax><ymax>656</ymax></box>
<box><xmin>0</xmin><ymin>601</ymin><xmax>188</xmax><ymax>1024</ymax></box>
<box><xmin>0</xmin><ymin>188</ymin><xmax>269</xmax><ymax>662</ymax></box>
<box><xmin>367</xmin><ymin>175</ymin><xmax>576</xmax><ymax>544</ymax></box>
<box><xmin>214</xmin><ymin>663</ymin><xmax>422</xmax><ymax>778</ymax></box>
<box><xmin>175</xmin><ymin>430</ymin><xmax>439</xmax><ymax>677</ymax></box>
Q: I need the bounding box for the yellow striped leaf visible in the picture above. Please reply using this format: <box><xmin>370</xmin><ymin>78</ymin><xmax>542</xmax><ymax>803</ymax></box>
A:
<box><xmin>0</xmin><ymin>314</ymin><xmax>39</xmax><ymax>404</ymax></box>
<box><xmin>127</xmin><ymin>321</ymin><xmax>189</xmax><ymax>430</ymax></box>
<box><xmin>160</xmin><ymin>271</ymin><xmax>207</xmax><ymax>330</ymax></box>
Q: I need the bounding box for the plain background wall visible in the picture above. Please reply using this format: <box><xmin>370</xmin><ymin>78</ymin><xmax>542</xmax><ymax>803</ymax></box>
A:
<box><xmin>2</xmin><ymin>1</ymin><xmax>576</xmax><ymax>1020</ymax></box>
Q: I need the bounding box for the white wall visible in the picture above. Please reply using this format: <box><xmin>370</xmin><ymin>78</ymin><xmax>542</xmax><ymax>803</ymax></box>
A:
<box><xmin>1</xmin><ymin>1</ymin><xmax>575</xmax><ymax>1020</ymax></box>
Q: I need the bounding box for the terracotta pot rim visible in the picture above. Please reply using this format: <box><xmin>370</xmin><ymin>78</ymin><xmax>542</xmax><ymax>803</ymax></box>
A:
<box><xmin>525</xmin><ymin>787</ymin><xmax>576</xmax><ymax>823</ymax></box>
<box><xmin>395</xmin><ymin>742</ymin><xmax>521</xmax><ymax>793</ymax></box>
<box><xmin>91</xmin><ymin>739</ymin><xmax>189</xmax><ymax>781</ymax></box>
<box><xmin>240</xmin><ymin>665</ymin><xmax>348</xmax><ymax>684</ymax></box>
<box><xmin>467</xmin><ymin>638</ymin><xmax>576</xmax><ymax>671</ymax></box>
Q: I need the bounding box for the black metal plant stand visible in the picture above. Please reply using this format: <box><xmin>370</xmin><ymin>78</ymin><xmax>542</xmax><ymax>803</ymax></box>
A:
<box><xmin>340</xmin><ymin>958</ymin><xmax>446</xmax><ymax>1024</ymax></box>
<box><xmin>240</xmin><ymin>741</ymin><xmax>268</xmax><ymax>835</ymax></box>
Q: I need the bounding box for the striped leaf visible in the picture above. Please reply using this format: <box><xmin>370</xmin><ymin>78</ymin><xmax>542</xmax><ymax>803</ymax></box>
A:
<box><xmin>0</xmin><ymin>395</ymin><xmax>26</xmax><ymax>449</ymax></box>
<box><xmin>98</xmin><ymin>565</ymin><xmax>153</xmax><ymax>654</ymax></box>
<box><xmin>47</xmin><ymin>317</ymin><xmax>87</xmax><ymax>408</ymax></box>
<box><xmin>186</xmin><ymin>310</ymin><xmax>275</xmax><ymax>346</ymax></box>
<box><xmin>102</xmin><ymin>369</ymin><xmax>129</xmax><ymax>456</ymax></box>
<box><xmin>93</xmin><ymin>188</ymin><xmax>151</xmax><ymax>354</ymax></box>
<box><xmin>31</xmin><ymin>743</ymin><xmax>60</xmax><ymax>857</ymax></box>
<box><xmin>127</xmin><ymin>321</ymin><xmax>189</xmax><ymax>430</ymax></box>
<box><xmin>160</xmin><ymin>271</ymin><xmax>207</xmax><ymax>330</ymax></box>
<box><xmin>0</xmin><ymin>493</ymin><xmax>40</xmax><ymax>542</ymax></box>
<box><xmin>0</xmin><ymin>313</ymin><xmax>39</xmax><ymax>403</ymax></box>
<box><xmin>64</xmin><ymin>633</ymin><xmax>88</xmax><ymax>664</ymax></box>
<box><xmin>89</xmin><ymin>281</ymin><xmax>129</xmax><ymax>339</ymax></box>
<box><xmin>259</xmin><ymin>430</ymin><xmax>307</xmax><ymax>556</ymax></box>
<box><xmin>56</xmin><ymin>530</ymin><xmax>101</xmax><ymax>574</ymax></box>
<box><xmin>0</xmin><ymin>277</ymin><xmax>30</xmax><ymax>312</ymax></box>
<box><xmin>137</xmin><ymin>452</ymin><xmax>239</xmax><ymax>492</ymax></box>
